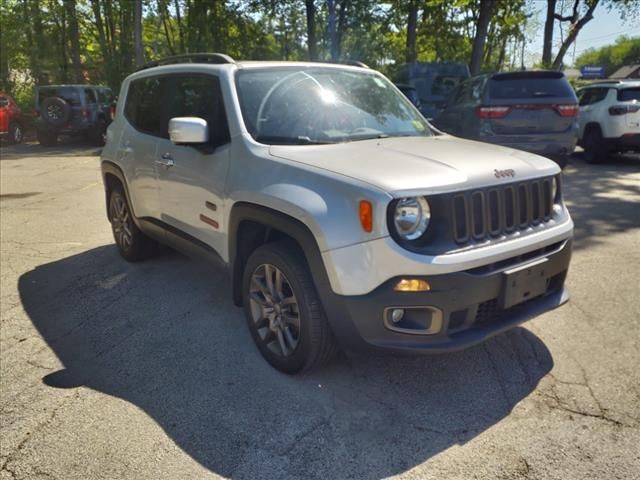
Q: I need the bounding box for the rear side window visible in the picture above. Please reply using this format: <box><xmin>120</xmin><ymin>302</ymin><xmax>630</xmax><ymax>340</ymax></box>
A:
<box><xmin>618</xmin><ymin>87</ymin><xmax>640</xmax><ymax>102</ymax></box>
<box><xmin>84</xmin><ymin>88</ymin><xmax>97</xmax><ymax>104</ymax></box>
<box><xmin>488</xmin><ymin>77</ymin><xmax>574</xmax><ymax>100</ymax></box>
<box><xmin>124</xmin><ymin>77</ymin><xmax>163</xmax><ymax>136</ymax></box>
<box><xmin>579</xmin><ymin>88</ymin><xmax>609</xmax><ymax>106</ymax></box>
<box><xmin>160</xmin><ymin>75</ymin><xmax>230</xmax><ymax>145</ymax></box>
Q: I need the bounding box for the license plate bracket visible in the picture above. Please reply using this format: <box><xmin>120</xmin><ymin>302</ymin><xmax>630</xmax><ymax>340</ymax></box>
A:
<box><xmin>501</xmin><ymin>258</ymin><xmax>549</xmax><ymax>309</ymax></box>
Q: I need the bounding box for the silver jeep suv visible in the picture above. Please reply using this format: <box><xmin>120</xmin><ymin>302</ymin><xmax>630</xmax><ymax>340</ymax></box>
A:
<box><xmin>101</xmin><ymin>54</ymin><xmax>573</xmax><ymax>373</ymax></box>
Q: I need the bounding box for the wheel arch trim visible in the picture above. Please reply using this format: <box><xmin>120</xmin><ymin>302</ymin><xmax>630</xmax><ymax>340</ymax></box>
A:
<box><xmin>227</xmin><ymin>202</ymin><xmax>333</xmax><ymax>307</ymax></box>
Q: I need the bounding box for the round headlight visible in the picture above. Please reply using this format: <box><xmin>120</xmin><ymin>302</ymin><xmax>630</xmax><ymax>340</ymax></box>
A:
<box><xmin>394</xmin><ymin>197</ymin><xmax>431</xmax><ymax>240</ymax></box>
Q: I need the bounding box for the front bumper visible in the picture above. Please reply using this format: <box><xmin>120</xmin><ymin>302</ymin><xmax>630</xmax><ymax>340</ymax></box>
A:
<box><xmin>322</xmin><ymin>239</ymin><xmax>572</xmax><ymax>354</ymax></box>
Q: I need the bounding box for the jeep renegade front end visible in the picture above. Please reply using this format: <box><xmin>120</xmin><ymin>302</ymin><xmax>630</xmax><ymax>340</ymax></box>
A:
<box><xmin>100</xmin><ymin>54</ymin><xmax>573</xmax><ymax>373</ymax></box>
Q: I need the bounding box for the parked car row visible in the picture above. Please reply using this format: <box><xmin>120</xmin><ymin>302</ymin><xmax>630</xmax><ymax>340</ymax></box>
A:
<box><xmin>394</xmin><ymin>63</ymin><xmax>639</xmax><ymax>167</ymax></box>
<box><xmin>0</xmin><ymin>85</ymin><xmax>116</xmax><ymax>147</ymax></box>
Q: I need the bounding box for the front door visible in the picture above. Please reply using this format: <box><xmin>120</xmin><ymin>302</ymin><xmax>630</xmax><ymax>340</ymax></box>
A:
<box><xmin>155</xmin><ymin>74</ymin><xmax>231</xmax><ymax>257</ymax></box>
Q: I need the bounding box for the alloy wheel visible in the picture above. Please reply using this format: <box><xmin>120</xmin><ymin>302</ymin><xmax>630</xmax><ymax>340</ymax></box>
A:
<box><xmin>248</xmin><ymin>264</ymin><xmax>301</xmax><ymax>357</ymax></box>
<box><xmin>13</xmin><ymin>125</ymin><xmax>22</xmax><ymax>143</ymax></box>
<box><xmin>110</xmin><ymin>194</ymin><xmax>133</xmax><ymax>250</ymax></box>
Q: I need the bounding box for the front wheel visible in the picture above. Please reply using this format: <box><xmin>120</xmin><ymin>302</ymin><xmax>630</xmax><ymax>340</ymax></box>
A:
<box><xmin>89</xmin><ymin>119</ymin><xmax>107</xmax><ymax>146</ymax></box>
<box><xmin>242</xmin><ymin>242</ymin><xmax>337</xmax><ymax>374</ymax></box>
<box><xmin>8</xmin><ymin>121</ymin><xmax>23</xmax><ymax>144</ymax></box>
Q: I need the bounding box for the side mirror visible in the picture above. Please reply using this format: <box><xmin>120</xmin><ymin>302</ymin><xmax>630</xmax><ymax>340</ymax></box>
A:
<box><xmin>168</xmin><ymin>117</ymin><xmax>208</xmax><ymax>144</ymax></box>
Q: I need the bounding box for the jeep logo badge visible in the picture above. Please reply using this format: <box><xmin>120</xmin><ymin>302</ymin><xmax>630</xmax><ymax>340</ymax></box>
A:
<box><xmin>494</xmin><ymin>169</ymin><xmax>515</xmax><ymax>178</ymax></box>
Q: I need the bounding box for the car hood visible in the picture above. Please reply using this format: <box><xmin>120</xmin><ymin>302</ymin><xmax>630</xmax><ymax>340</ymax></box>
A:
<box><xmin>269</xmin><ymin>135</ymin><xmax>560</xmax><ymax>196</ymax></box>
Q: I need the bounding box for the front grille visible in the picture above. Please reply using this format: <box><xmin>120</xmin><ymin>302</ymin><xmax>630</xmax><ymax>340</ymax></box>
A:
<box><xmin>451</xmin><ymin>178</ymin><xmax>555</xmax><ymax>245</ymax></box>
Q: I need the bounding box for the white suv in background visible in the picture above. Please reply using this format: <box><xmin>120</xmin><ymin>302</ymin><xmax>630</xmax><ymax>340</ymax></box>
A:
<box><xmin>577</xmin><ymin>80</ymin><xmax>640</xmax><ymax>163</ymax></box>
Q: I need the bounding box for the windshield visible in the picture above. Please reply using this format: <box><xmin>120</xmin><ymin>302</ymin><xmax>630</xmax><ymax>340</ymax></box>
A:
<box><xmin>236</xmin><ymin>67</ymin><xmax>431</xmax><ymax>145</ymax></box>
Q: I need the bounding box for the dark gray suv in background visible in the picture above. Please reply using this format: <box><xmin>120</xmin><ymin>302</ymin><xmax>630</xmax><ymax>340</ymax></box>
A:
<box><xmin>35</xmin><ymin>85</ymin><xmax>115</xmax><ymax>146</ymax></box>
<box><xmin>433</xmin><ymin>71</ymin><xmax>579</xmax><ymax>169</ymax></box>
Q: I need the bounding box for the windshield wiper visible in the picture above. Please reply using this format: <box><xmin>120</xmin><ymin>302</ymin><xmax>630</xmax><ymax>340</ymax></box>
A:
<box><xmin>343</xmin><ymin>133</ymin><xmax>389</xmax><ymax>143</ymax></box>
<box><xmin>254</xmin><ymin>135</ymin><xmax>333</xmax><ymax>145</ymax></box>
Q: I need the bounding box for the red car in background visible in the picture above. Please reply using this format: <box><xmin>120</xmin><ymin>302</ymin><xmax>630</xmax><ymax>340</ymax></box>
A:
<box><xmin>0</xmin><ymin>92</ymin><xmax>24</xmax><ymax>144</ymax></box>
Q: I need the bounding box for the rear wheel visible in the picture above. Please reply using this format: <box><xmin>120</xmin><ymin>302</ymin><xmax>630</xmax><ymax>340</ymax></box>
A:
<box><xmin>108</xmin><ymin>186</ymin><xmax>159</xmax><ymax>261</ymax></box>
<box><xmin>8</xmin><ymin>121</ymin><xmax>23</xmax><ymax>145</ymax></box>
<box><xmin>583</xmin><ymin>126</ymin><xmax>608</xmax><ymax>164</ymax></box>
<box><xmin>89</xmin><ymin>119</ymin><xmax>107</xmax><ymax>146</ymax></box>
<box><xmin>242</xmin><ymin>242</ymin><xmax>337</xmax><ymax>374</ymax></box>
<box><xmin>37</xmin><ymin>129</ymin><xmax>58</xmax><ymax>147</ymax></box>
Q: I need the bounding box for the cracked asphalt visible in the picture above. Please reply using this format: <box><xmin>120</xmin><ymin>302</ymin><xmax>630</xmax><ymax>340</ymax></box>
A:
<box><xmin>1</xmin><ymin>140</ymin><xmax>639</xmax><ymax>479</ymax></box>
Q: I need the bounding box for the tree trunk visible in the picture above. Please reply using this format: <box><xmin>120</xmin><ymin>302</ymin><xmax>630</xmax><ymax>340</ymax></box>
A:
<box><xmin>174</xmin><ymin>0</ymin><xmax>185</xmax><ymax>52</ymax></box>
<box><xmin>542</xmin><ymin>0</ymin><xmax>557</xmax><ymax>67</ymax></box>
<box><xmin>552</xmin><ymin>0</ymin><xmax>599</xmax><ymax>70</ymax></box>
<box><xmin>469</xmin><ymin>0</ymin><xmax>495</xmax><ymax>75</ymax></box>
<box><xmin>336</xmin><ymin>0</ymin><xmax>349</xmax><ymax>58</ymax></box>
<box><xmin>30</xmin><ymin>0</ymin><xmax>45</xmax><ymax>84</ymax></box>
<box><xmin>64</xmin><ymin>0</ymin><xmax>83</xmax><ymax>83</ymax></box>
<box><xmin>159</xmin><ymin>0</ymin><xmax>176</xmax><ymax>55</ymax></box>
<box><xmin>134</xmin><ymin>0</ymin><xmax>145</xmax><ymax>67</ymax></box>
<box><xmin>22</xmin><ymin>0</ymin><xmax>38</xmax><ymax>83</ymax></box>
<box><xmin>91</xmin><ymin>0</ymin><xmax>114</xmax><ymax>85</ymax></box>
<box><xmin>327</xmin><ymin>0</ymin><xmax>337</xmax><ymax>61</ymax></box>
<box><xmin>406</xmin><ymin>0</ymin><xmax>418</xmax><ymax>63</ymax></box>
<box><xmin>305</xmin><ymin>0</ymin><xmax>317</xmax><ymax>60</ymax></box>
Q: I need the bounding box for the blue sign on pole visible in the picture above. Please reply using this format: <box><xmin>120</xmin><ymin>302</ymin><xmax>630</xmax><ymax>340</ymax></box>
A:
<box><xmin>580</xmin><ymin>65</ymin><xmax>606</xmax><ymax>79</ymax></box>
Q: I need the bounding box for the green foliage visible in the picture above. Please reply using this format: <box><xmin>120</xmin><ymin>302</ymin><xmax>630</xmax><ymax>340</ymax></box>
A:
<box><xmin>0</xmin><ymin>0</ymin><xmax>536</xmax><ymax>102</ymax></box>
<box><xmin>575</xmin><ymin>35</ymin><xmax>640</xmax><ymax>76</ymax></box>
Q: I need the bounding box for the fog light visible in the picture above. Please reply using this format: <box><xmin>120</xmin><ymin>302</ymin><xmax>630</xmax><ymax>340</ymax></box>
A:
<box><xmin>391</xmin><ymin>309</ymin><xmax>405</xmax><ymax>323</ymax></box>
<box><xmin>394</xmin><ymin>279</ymin><xmax>431</xmax><ymax>292</ymax></box>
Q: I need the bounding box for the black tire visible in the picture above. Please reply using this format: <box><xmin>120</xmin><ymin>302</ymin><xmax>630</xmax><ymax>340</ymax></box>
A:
<box><xmin>583</xmin><ymin>126</ymin><xmax>608</xmax><ymax>164</ymax></box>
<box><xmin>41</xmin><ymin>96</ymin><xmax>71</xmax><ymax>127</ymax></box>
<box><xmin>108</xmin><ymin>186</ymin><xmax>159</xmax><ymax>262</ymax></box>
<box><xmin>89</xmin><ymin>119</ymin><xmax>107</xmax><ymax>146</ymax></box>
<box><xmin>550</xmin><ymin>154</ymin><xmax>569</xmax><ymax>170</ymax></box>
<box><xmin>8</xmin><ymin>121</ymin><xmax>23</xmax><ymax>145</ymax></box>
<box><xmin>242</xmin><ymin>242</ymin><xmax>337</xmax><ymax>374</ymax></box>
<box><xmin>37</xmin><ymin>129</ymin><xmax>58</xmax><ymax>147</ymax></box>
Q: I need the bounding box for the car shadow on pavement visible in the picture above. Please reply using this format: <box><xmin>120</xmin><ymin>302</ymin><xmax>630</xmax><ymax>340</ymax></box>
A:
<box><xmin>19</xmin><ymin>246</ymin><xmax>553</xmax><ymax>479</ymax></box>
<box><xmin>564</xmin><ymin>152</ymin><xmax>640</xmax><ymax>251</ymax></box>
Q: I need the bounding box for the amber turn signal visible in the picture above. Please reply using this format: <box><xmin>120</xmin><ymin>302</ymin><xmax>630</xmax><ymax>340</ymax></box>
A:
<box><xmin>394</xmin><ymin>279</ymin><xmax>431</xmax><ymax>292</ymax></box>
<box><xmin>359</xmin><ymin>200</ymin><xmax>373</xmax><ymax>232</ymax></box>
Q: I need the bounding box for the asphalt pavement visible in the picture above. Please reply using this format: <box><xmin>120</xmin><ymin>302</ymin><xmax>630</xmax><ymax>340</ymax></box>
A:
<box><xmin>1</xmin><ymin>139</ymin><xmax>639</xmax><ymax>479</ymax></box>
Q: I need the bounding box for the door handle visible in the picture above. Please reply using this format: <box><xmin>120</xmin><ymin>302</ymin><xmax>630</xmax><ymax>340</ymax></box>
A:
<box><xmin>155</xmin><ymin>153</ymin><xmax>174</xmax><ymax>168</ymax></box>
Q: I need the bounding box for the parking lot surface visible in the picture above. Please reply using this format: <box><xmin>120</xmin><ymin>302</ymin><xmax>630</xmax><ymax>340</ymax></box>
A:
<box><xmin>1</xmin><ymin>141</ymin><xmax>639</xmax><ymax>479</ymax></box>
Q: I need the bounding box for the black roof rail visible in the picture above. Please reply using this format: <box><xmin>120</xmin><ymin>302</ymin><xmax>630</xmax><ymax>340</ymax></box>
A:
<box><xmin>137</xmin><ymin>53</ymin><xmax>235</xmax><ymax>71</ymax></box>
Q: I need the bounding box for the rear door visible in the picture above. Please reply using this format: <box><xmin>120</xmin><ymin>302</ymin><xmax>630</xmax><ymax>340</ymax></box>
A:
<box><xmin>434</xmin><ymin>81</ymin><xmax>469</xmax><ymax>135</ymax></box>
<box><xmin>483</xmin><ymin>72</ymin><xmax>578</xmax><ymax>135</ymax></box>
<box><xmin>155</xmin><ymin>73</ymin><xmax>231</xmax><ymax>255</ymax></box>
<box><xmin>577</xmin><ymin>88</ymin><xmax>608</xmax><ymax>138</ymax></box>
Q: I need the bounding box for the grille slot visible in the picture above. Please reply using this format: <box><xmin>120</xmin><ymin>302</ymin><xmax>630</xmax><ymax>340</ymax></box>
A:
<box><xmin>450</xmin><ymin>178</ymin><xmax>556</xmax><ymax>246</ymax></box>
